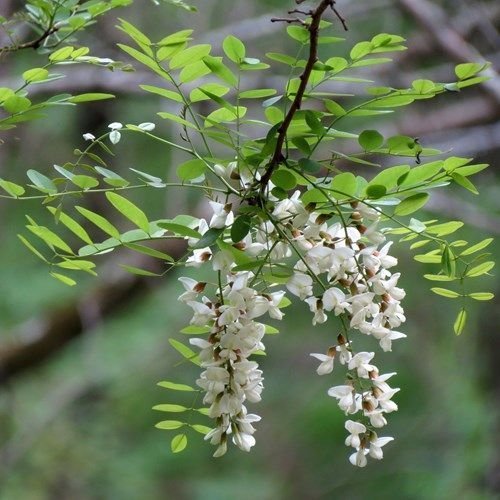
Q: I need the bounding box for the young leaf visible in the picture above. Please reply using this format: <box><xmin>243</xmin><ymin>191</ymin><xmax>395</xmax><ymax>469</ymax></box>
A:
<box><xmin>460</xmin><ymin>238</ymin><xmax>493</xmax><ymax>256</ymax></box>
<box><xmin>123</xmin><ymin>243</ymin><xmax>174</xmax><ymax>262</ymax></box>
<box><xmin>157</xmin><ymin>381</ymin><xmax>197</xmax><ymax>391</ymax></box>
<box><xmin>430</xmin><ymin>287</ymin><xmax>460</xmax><ymax>298</ymax></box>
<box><xmin>0</xmin><ymin>179</ymin><xmax>25</xmax><ymax>197</ymax></box>
<box><xmin>168</xmin><ymin>339</ymin><xmax>200</xmax><ymax>365</ymax></box>
<box><xmin>223</xmin><ymin>35</ymin><xmax>245</xmax><ymax>63</ymax></box>
<box><xmin>468</xmin><ymin>292</ymin><xmax>494</xmax><ymax>301</ymax></box>
<box><xmin>47</xmin><ymin>207</ymin><xmax>93</xmax><ymax>245</ymax></box>
<box><xmin>171</xmin><ymin>434</ymin><xmax>188</xmax><ymax>453</ymax></box>
<box><xmin>358</xmin><ymin>130</ymin><xmax>383</xmax><ymax>150</ymax></box>
<box><xmin>394</xmin><ymin>193</ymin><xmax>429</xmax><ymax>216</ymax></box>
<box><xmin>453</xmin><ymin>308</ymin><xmax>467</xmax><ymax>335</ymax></box>
<box><xmin>153</xmin><ymin>404</ymin><xmax>188</xmax><ymax>412</ymax></box>
<box><xmin>155</xmin><ymin>420</ymin><xmax>184</xmax><ymax>430</ymax></box>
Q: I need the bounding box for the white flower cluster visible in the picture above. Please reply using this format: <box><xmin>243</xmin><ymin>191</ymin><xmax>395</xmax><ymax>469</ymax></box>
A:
<box><xmin>274</xmin><ymin>195</ymin><xmax>406</xmax><ymax>466</ymax></box>
<box><xmin>176</xmin><ymin>193</ymin><xmax>405</xmax><ymax>465</ymax></box>
<box><xmin>179</xmin><ymin>202</ymin><xmax>284</xmax><ymax>457</ymax></box>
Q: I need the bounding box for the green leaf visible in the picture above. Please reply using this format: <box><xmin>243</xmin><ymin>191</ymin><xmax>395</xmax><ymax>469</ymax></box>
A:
<box><xmin>223</xmin><ymin>35</ymin><xmax>245</xmax><ymax>63</ymax></box>
<box><xmin>426</xmin><ymin>221</ymin><xmax>464</xmax><ymax>236</ymax></box>
<box><xmin>49</xmin><ymin>46</ymin><xmax>75</xmax><ymax>61</ymax></box>
<box><xmin>27</xmin><ymin>169</ymin><xmax>57</xmax><ymax>194</ymax></box>
<box><xmin>271</xmin><ymin>169</ymin><xmax>297</xmax><ymax>191</ymax></box>
<box><xmin>203</xmin><ymin>56</ymin><xmax>237</xmax><ymax>86</ymax></box>
<box><xmin>168</xmin><ymin>339</ymin><xmax>200</xmax><ymax>365</ymax></box>
<box><xmin>298</xmin><ymin>158</ymin><xmax>321</xmax><ymax>174</ymax></box>
<box><xmin>50</xmin><ymin>272</ymin><xmax>76</xmax><ymax>286</ymax></box>
<box><xmin>156</xmin><ymin>221</ymin><xmax>201</xmax><ymax>238</ymax></box>
<box><xmin>140</xmin><ymin>85</ymin><xmax>184</xmax><ymax>102</ymax></box>
<box><xmin>106</xmin><ymin>192</ymin><xmax>150</xmax><ymax>233</ymax></box>
<box><xmin>441</xmin><ymin>246</ymin><xmax>456</xmax><ymax>278</ymax></box>
<box><xmin>239</xmin><ymin>88</ymin><xmax>276</xmax><ymax>99</ymax></box>
<box><xmin>157</xmin><ymin>381</ymin><xmax>197</xmax><ymax>391</ymax></box>
<box><xmin>450</xmin><ymin>172</ymin><xmax>478</xmax><ymax>194</ymax></box>
<box><xmin>94</xmin><ymin>167</ymin><xmax>130</xmax><ymax>188</ymax></box>
<box><xmin>179</xmin><ymin>60</ymin><xmax>211</xmax><ymax>83</ymax></box>
<box><xmin>329</xmin><ymin>172</ymin><xmax>357</xmax><ymax>199</ymax></box>
<box><xmin>430</xmin><ymin>287</ymin><xmax>460</xmax><ymax>298</ymax></box>
<box><xmin>424</xmin><ymin>274</ymin><xmax>455</xmax><ymax>281</ymax></box>
<box><xmin>71</xmin><ymin>175</ymin><xmax>99</xmax><ymax>190</ymax></box>
<box><xmin>180</xmin><ymin>325</ymin><xmax>210</xmax><ymax>334</ymax></box>
<box><xmin>453</xmin><ymin>308</ymin><xmax>467</xmax><ymax>335</ymax></box>
<box><xmin>170</xmin><ymin>434</ymin><xmax>188</xmax><ymax>453</ymax></box>
<box><xmin>153</xmin><ymin>404</ymin><xmax>188</xmax><ymax>413</ymax></box>
<box><xmin>190</xmin><ymin>83</ymin><xmax>230</xmax><ymax>102</ymax></box>
<box><xmin>47</xmin><ymin>207</ymin><xmax>93</xmax><ymax>245</ymax></box>
<box><xmin>76</xmin><ymin>206</ymin><xmax>120</xmax><ymax>239</ymax></box>
<box><xmin>350</xmin><ymin>41</ymin><xmax>373</xmax><ymax>60</ymax></box>
<box><xmin>26</xmin><ymin>225</ymin><xmax>73</xmax><ymax>254</ymax></box>
<box><xmin>414</xmin><ymin>254</ymin><xmax>441</xmax><ymax>263</ymax></box>
<box><xmin>468</xmin><ymin>292</ymin><xmax>494</xmax><ymax>301</ymax></box>
<box><xmin>394</xmin><ymin>193</ymin><xmax>429</xmax><ymax>216</ymax></box>
<box><xmin>305</xmin><ymin>110</ymin><xmax>324</xmax><ymax>136</ymax></box>
<box><xmin>23</xmin><ymin>68</ymin><xmax>49</xmax><ymax>83</ymax></box>
<box><xmin>120</xmin><ymin>264</ymin><xmax>161</xmax><ymax>276</ymax></box>
<box><xmin>466</xmin><ymin>261</ymin><xmax>495</xmax><ymax>277</ymax></box>
<box><xmin>68</xmin><ymin>93</ymin><xmax>115</xmax><ymax>103</ymax></box>
<box><xmin>191</xmin><ymin>227</ymin><xmax>224</xmax><ymax>249</ymax></box>
<box><xmin>155</xmin><ymin>420</ymin><xmax>184</xmax><ymax>430</ymax></box>
<box><xmin>170</xmin><ymin>44</ymin><xmax>212</xmax><ymax>69</ymax></box>
<box><xmin>287</xmin><ymin>26</ymin><xmax>309</xmax><ymax>43</ymax></box>
<box><xmin>123</xmin><ymin>243</ymin><xmax>174</xmax><ymax>261</ymax></box>
<box><xmin>460</xmin><ymin>238</ymin><xmax>493</xmax><ymax>256</ymax></box>
<box><xmin>358</xmin><ymin>130</ymin><xmax>383</xmax><ymax>150</ymax></box>
<box><xmin>190</xmin><ymin>424</ymin><xmax>212</xmax><ymax>435</ymax></box>
<box><xmin>17</xmin><ymin>235</ymin><xmax>48</xmax><ymax>262</ymax></box>
<box><xmin>455</xmin><ymin>62</ymin><xmax>487</xmax><ymax>80</ymax></box>
<box><xmin>231</xmin><ymin>215</ymin><xmax>252</xmax><ymax>243</ymax></box>
<box><xmin>0</xmin><ymin>179</ymin><xmax>25</xmax><ymax>197</ymax></box>
<box><xmin>177</xmin><ymin>159</ymin><xmax>206</xmax><ymax>181</ymax></box>
<box><xmin>365</xmin><ymin>184</ymin><xmax>387</xmax><ymax>199</ymax></box>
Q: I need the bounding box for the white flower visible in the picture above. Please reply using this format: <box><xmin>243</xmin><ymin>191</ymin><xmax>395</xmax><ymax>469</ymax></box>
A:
<box><xmin>345</xmin><ymin>420</ymin><xmax>367</xmax><ymax>449</ymax></box>
<box><xmin>349</xmin><ymin>448</ymin><xmax>368</xmax><ymax>467</ymax></box>
<box><xmin>322</xmin><ymin>287</ymin><xmax>349</xmax><ymax>315</ymax></box>
<box><xmin>138</xmin><ymin>122</ymin><xmax>155</xmax><ymax>131</ymax></box>
<box><xmin>108</xmin><ymin>122</ymin><xmax>123</xmax><ymax>130</ymax></box>
<box><xmin>209</xmin><ymin>201</ymin><xmax>234</xmax><ymax>229</ymax></box>
<box><xmin>310</xmin><ymin>352</ymin><xmax>334</xmax><ymax>375</ymax></box>
<box><xmin>328</xmin><ymin>384</ymin><xmax>358</xmax><ymax>414</ymax></box>
<box><xmin>286</xmin><ymin>272</ymin><xmax>313</xmax><ymax>300</ymax></box>
<box><xmin>348</xmin><ymin>352</ymin><xmax>376</xmax><ymax>378</ymax></box>
<box><xmin>82</xmin><ymin>133</ymin><xmax>95</xmax><ymax>141</ymax></box>
<box><xmin>186</xmin><ymin>248</ymin><xmax>212</xmax><ymax>267</ymax></box>
<box><xmin>368</xmin><ymin>436</ymin><xmax>394</xmax><ymax>460</ymax></box>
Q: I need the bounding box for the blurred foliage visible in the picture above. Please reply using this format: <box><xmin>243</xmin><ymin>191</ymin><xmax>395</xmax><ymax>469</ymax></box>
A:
<box><xmin>0</xmin><ymin>0</ymin><xmax>499</xmax><ymax>498</ymax></box>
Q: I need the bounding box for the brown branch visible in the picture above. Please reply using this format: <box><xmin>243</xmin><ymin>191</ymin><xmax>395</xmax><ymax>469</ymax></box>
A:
<box><xmin>0</xmin><ymin>25</ymin><xmax>59</xmax><ymax>54</ymax></box>
<box><xmin>260</xmin><ymin>0</ymin><xmax>347</xmax><ymax>194</ymax></box>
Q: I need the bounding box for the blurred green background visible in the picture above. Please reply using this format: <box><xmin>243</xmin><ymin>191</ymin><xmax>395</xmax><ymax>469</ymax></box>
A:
<box><xmin>0</xmin><ymin>1</ymin><xmax>499</xmax><ymax>499</ymax></box>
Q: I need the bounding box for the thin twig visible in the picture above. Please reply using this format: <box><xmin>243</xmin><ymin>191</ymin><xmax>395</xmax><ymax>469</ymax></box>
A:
<box><xmin>0</xmin><ymin>25</ymin><xmax>58</xmax><ymax>53</ymax></box>
<box><xmin>260</xmin><ymin>0</ymin><xmax>346</xmax><ymax>195</ymax></box>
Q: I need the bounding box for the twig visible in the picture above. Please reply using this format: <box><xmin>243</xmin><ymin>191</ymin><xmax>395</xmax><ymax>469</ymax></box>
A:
<box><xmin>260</xmin><ymin>0</ymin><xmax>347</xmax><ymax>194</ymax></box>
<box><xmin>0</xmin><ymin>25</ymin><xmax>58</xmax><ymax>53</ymax></box>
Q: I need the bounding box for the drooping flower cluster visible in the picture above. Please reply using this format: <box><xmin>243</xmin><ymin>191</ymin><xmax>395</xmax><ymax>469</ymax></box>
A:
<box><xmin>179</xmin><ymin>202</ymin><xmax>285</xmax><ymax>457</ymax></box>
<box><xmin>272</xmin><ymin>193</ymin><xmax>406</xmax><ymax>466</ymax></box>
<box><xmin>176</xmin><ymin>190</ymin><xmax>405</xmax><ymax>465</ymax></box>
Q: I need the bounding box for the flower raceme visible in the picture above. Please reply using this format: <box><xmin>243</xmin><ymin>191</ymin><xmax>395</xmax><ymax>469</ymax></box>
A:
<box><xmin>174</xmin><ymin>194</ymin><xmax>405</xmax><ymax>465</ymax></box>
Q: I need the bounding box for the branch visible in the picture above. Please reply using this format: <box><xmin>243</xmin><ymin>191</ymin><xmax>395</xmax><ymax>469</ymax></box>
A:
<box><xmin>0</xmin><ymin>25</ymin><xmax>59</xmax><ymax>54</ymax></box>
<box><xmin>260</xmin><ymin>0</ymin><xmax>347</xmax><ymax>193</ymax></box>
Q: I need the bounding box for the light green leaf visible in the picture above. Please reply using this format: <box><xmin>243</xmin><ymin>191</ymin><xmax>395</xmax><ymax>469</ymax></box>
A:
<box><xmin>430</xmin><ymin>287</ymin><xmax>460</xmax><ymax>298</ymax></box>
<box><xmin>26</xmin><ymin>225</ymin><xmax>73</xmax><ymax>254</ymax></box>
<box><xmin>454</xmin><ymin>308</ymin><xmax>467</xmax><ymax>335</ymax></box>
<box><xmin>460</xmin><ymin>238</ymin><xmax>494</xmax><ymax>256</ymax></box>
<box><xmin>68</xmin><ymin>93</ymin><xmax>115</xmax><ymax>103</ymax></box>
<box><xmin>140</xmin><ymin>85</ymin><xmax>184</xmax><ymax>102</ymax></box>
<box><xmin>394</xmin><ymin>193</ymin><xmax>429</xmax><ymax>216</ymax></box>
<box><xmin>76</xmin><ymin>206</ymin><xmax>120</xmax><ymax>239</ymax></box>
<box><xmin>168</xmin><ymin>339</ymin><xmax>200</xmax><ymax>365</ymax></box>
<box><xmin>71</xmin><ymin>175</ymin><xmax>99</xmax><ymax>190</ymax></box>
<box><xmin>170</xmin><ymin>44</ymin><xmax>212</xmax><ymax>69</ymax></box>
<box><xmin>158</xmin><ymin>381</ymin><xmax>197</xmax><ymax>391</ymax></box>
<box><xmin>152</xmin><ymin>404</ymin><xmax>187</xmax><ymax>412</ymax></box>
<box><xmin>223</xmin><ymin>35</ymin><xmax>245</xmax><ymax>63</ymax></box>
<box><xmin>50</xmin><ymin>272</ymin><xmax>77</xmax><ymax>286</ymax></box>
<box><xmin>155</xmin><ymin>420</ymin><xmax>184</xmax><ymax>430</ymax></box>
<box><xmin>190</xmin><ymin>424</ymin><xmax>212</xmax><ymax>435</ymax></box>
<box><xmin>120</xmin><ymin>264</ymin><xmax>161</xmax><ymax>276</ymax></box>
<box><xmin>0</xmin><ymin>179</ymin><xmax>25</xmax><ymax>197</ymax></box>
<box><xmin>27</xmin><ymin>169</ymin><xmax>57</xmax><ymax>194</ymax></box>
<box><xmin>468</xmin><ymin>292</ymin><xmax>494</xmax><ymax>301</ymax></box>
<box><xmin>358</xmin><ymin>129</ymin><xmax>383</xmax><ymax>150</ymax></box>
<box><xmin>466</xmin><ymin>261</ymin><xmax>495</xmax><ymax>277</ymax></box>
<box><xmin>424</xmin><ymin>274</ymin><xmax>455</xmax><ymax>281</ymax></box>
<box><xmin>47</xmin><ymin>207</ymin><xmax>93</xmax><ymax>245</ymax></box>
<box><xmin>4</xmin><ymin>95</ymin><xmax>31</xmax><ymax>114</ymax></box>
<box><xmin>23</xmin><ymin>68</ymin><xmax>49</xmax><ymax>83</ymax></box>
<box><xmin>17</xmin><ymin>235</ymin><xmax>48</xmax><ymax>262</ymax></box>
<box><xmin>177</xmin><ymin>158</ymin><xmax>206</xmax><ymax>181</ymax></box>
<box><xmin>170</xmin><ymin>434</ymin><xmax>188</xmax><ymax>453</ymax></box>
<box><xmin>106</xmin><ymin>192</ymin><xmax>150</xmax><ymax>233</ymax></box>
